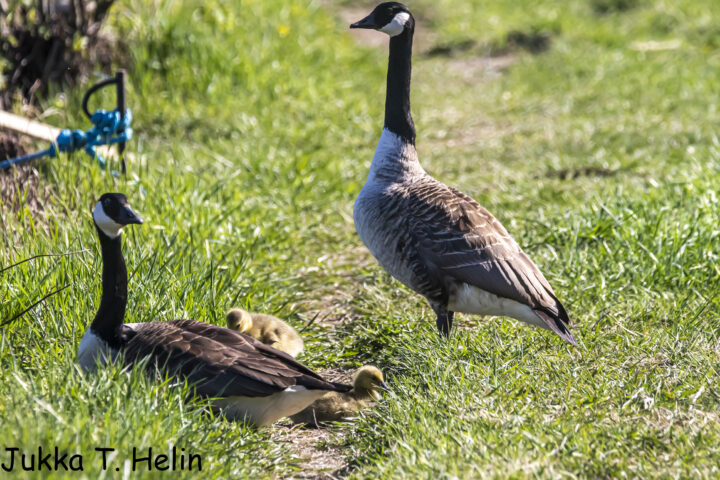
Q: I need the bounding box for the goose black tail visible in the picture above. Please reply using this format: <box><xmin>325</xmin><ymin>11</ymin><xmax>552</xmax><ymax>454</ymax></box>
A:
<box><xmin>533</xmin><ymin>308</ymin><xmax>578</xmax><ymax>346</ymax></box>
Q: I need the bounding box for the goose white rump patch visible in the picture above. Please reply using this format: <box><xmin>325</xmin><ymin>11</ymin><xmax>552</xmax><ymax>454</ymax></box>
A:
<box><xmin>213</xmin><ymin>386</ymin><xmax>329</xmax><ymax>426</ymax></box>
<box><xmin>380</xmin><ymin>12</ymin><xmax>410</xmax><ymax>37</ymax></box>
<box><xmin>448</xmin><ymin>283</ymin><xmax>548</xmax><ymax>330</ymax></box>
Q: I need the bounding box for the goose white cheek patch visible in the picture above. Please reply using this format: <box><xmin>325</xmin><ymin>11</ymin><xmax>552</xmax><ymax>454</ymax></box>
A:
<box><xmin>93</xmin><ymin>202</ymin><xmax>123</xmax><ymax>238</ymax></box>
<box><xmin>380</xmin><ymin>12</ymin><xmax>410</xmax><ymax>37</ymax></box>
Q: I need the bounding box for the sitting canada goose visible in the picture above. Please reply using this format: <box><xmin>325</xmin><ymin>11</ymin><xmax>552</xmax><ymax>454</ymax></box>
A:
<box><xmin>350</xmin><ymin>3</ymin><xmax>577</xmax><ymax>344</ymax></box>
<box><xmin>226</xmin><ymin>308</ymin><xmax>304</xmax><ymax>358</ymax></box>
<box><xmin>289</xmin><ymin>366</ymin><xmax>389</xmax><ymax>427</ymax></box>
<box><xmin>77</xmin><ymin>193</ymin><xmax>351</xmax><ymax>426</ymax></box>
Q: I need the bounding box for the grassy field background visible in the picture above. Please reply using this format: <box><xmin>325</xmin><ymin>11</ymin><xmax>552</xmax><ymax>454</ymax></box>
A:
<box><xmin>1</xmin><ymin>0</ymin><xmax>719</xmax><ymax>478</ymax></box>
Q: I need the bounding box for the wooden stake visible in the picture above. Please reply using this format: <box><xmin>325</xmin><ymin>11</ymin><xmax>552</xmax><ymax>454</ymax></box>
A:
<box><xmin>0</xmin><ymin>110</ymin><xmax>60</xmax><ymax>141</ymax></box>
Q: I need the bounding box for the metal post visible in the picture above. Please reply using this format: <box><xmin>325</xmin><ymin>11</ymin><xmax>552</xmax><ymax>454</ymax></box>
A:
<box><xmin>116</xmin><ymin>70</ymin><xmax>127</xmax><ymax>173</ymax></box>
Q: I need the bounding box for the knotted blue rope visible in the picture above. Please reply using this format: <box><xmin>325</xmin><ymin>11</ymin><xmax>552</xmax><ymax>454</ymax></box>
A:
<box><xmin>0</xmin><ymin>108</ymin><xmax>132</xmax><ymax>171</ymax></box>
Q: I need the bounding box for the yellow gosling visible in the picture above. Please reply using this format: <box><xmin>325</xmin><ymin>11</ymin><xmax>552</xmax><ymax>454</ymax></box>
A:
<box><xmin>226</xmin><ymin>308</ymin><xmax>304</xmax><ymax>358</ymax></box>
<box><xmin>289</xmin><ymin>366</ymin><xmax>389</xmax><ymax>427</ymax></box>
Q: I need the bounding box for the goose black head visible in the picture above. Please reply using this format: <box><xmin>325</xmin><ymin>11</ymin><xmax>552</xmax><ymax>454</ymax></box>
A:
<box><xmin>350</xmin><ymin>2</ymin><xmax>413</xmax><ymax>37</ymax></box>
<box><xmin>93</xmin><ymin>193</ymin><xmax>143</xmax><ymax>239</ymax></box>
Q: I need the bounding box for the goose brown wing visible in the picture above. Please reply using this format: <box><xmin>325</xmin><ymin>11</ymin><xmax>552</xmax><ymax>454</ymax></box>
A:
<box><xmin>123</xmin><ymin>319</ymin><xmax>350</xmax><ymax>397</ymax></box>
<box><xmin>407</xmin><ymin>180</ymin><xmax>575</xmax><ymax>341</ymax></box>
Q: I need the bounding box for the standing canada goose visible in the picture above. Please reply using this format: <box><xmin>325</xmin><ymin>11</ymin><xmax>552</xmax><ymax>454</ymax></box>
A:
<box><xmin>289</xmin><ymin>366</ymin><xmax>389</xmax><ymax>427</ymax></box>
<box><xmin>226</xmin><ymin>308</ymin><xmax>304</xmax><ymax>358</ymax></box>
<box><xmin>350</xmin><ymin>3</ymin><xmax>577</xmax><ymax>345</ymax></box>
<box><xmin>77</xmin><ymin>193</ymin><xmax>351</xmax><ymax>426</ymax></box>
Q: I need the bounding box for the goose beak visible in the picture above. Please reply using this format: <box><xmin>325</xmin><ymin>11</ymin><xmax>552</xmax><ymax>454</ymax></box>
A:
<box><xmin>118</xmin><ymin>205</ymin><xmax>143</xmax><ymax>225</ymax></box>
<box><xmin>378</xmin><ymin>381</ymin><xmax>391</xmax><ymax>393</ymax></box>
<box><xmin>350</xmin><ymin>13</ymin><xmax>378</xmax><ymax>30</ymax></box>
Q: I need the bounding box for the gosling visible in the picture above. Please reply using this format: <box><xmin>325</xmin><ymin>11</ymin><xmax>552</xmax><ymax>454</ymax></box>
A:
<box><xmin>226</xmin><ymin>308</ymin><xmax>304</xmax><ymax>358</ymax></box>
<box><xmin>289</xmin><ymin>366</ymin><xmax>389</xmax><ymax>427</ymax></box>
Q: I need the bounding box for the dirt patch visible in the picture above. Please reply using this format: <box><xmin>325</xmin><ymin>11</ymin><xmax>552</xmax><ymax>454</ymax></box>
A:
<box><xmin>426</xmin><ymin>27</ymin><xmax>553</xmax><ymax>60</ymax></box>
<box><xmin>0</xmin><ymin>130</ymin><xmax>46</xmax><ymax>215</ymax></box>
<box><xmin>505</xmin><ymin>30</ymin><xmax>552</xmax><ymax>54</ymax></box>
<box><xmin>446</xmin><ymin>54</ymin><xmax>517</xmax><ymax>80</ymax></box>
<box><xmin>0</xmin><ymin>130</ymin><xmax>28</xmax><ymax>161</ymax></box>
<box><xmin>0</xmin><ymin>163</ymin><xmax>46</xmax><ymax>215</ymax></box>
<box><xmin>0</xmin><ymin>129</ymin><xmax>47</xmax><ymax>215</ymax></box>
<box><xmin>295</xmin><ymin>245</ymin><xmax>375</xmax><ymax>331</ymax></box>
<box><xmin>425</xmin><ymin>39</ymin><xmax>477</xmax><ymax>58</ymax></box>
<box><xmin>278</xmin><ymin>242</ymin><xmax>379</xmax><ymax>478</ymax></box>
<box><xmin>591</xmin><ymin>0</ymin><xmax>640</xmax><ymax>15</ymax></box>
<box><xmin>544</xmin><ymin>166</ymin><xmax>620</xmax><ymax>180</ymax></box>
<box><xmin>273</xmin><ymin>367</ymin><xmax>356</xmax><ymax>479</ymax></box>
<box><xmin>274</xmin><ymin>427</ymin><xmax>346</xmax><ymax>479</ymax></box>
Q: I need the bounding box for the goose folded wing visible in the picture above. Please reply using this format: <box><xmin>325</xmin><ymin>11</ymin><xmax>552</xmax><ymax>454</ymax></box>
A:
<box><xmin>409</xmin><ymin>185</ymin><xmax>570</xmax><ymax>325</ymax></box>
<box><xmin>173</xmin><ymin>320</ymin><xmax>350</xmax><ymax>390</ymax></box>
<box><xmin>123</xmin><ymin>320</ymin><xmax>349</xmax><ymax>397</ymax></box>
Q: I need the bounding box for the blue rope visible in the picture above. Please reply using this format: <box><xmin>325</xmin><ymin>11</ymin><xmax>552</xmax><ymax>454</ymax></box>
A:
<box><xmin>0</xmin><ymin>108</ymin><xmax>133</xmax><ymax>171</ymax></box>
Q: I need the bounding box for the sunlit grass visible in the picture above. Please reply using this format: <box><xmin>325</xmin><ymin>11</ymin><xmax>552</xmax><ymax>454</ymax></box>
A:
<box><xmin>1</xmin><ymin>0</ymin><xmax>719</xmax><ymax>478</ymax></box>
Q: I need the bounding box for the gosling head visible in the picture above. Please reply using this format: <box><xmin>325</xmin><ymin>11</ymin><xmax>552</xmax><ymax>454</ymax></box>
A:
<box><xmin>226</xmin><ymin>308</ymin><xmax>253</xmax><ymax>333</ymax></box>
<box><xmin>354</xmin><ymin>366</ymin><xmax>390</xmax><ymax>400</ymax></box>
<box><xmin>350</xmin><ymin>2</ymin><xmax>414</xmax><ymax>38</ymax></box>
<box><xmin>93</xmin><ymin>193</ymin><xmax>143</xmax><ymax>239</ymax></box>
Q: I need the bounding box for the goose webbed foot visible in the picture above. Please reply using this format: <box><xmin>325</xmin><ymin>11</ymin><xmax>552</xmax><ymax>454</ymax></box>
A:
<box><xmin>432</xmin><ymin>307</ymin><xmax>454</xmax><ymax>337</ymax></box>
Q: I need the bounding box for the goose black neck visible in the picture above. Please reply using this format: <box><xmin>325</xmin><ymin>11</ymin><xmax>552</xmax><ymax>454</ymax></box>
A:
<box><xmin>90</xmin><ymin>226</ymin><xmax>127</xmax><ymax>348</ymax></box>
<box><xmin>384</xmin><ymin>27</ymin><xmax>415</xmax><ymax>145</ymax></box>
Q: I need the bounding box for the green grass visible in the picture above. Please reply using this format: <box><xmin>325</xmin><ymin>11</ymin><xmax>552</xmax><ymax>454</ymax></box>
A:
<box><xmin>2</xmin><ymin>0</ymin><xmax>719</xmax><ymax>478</ymax></box>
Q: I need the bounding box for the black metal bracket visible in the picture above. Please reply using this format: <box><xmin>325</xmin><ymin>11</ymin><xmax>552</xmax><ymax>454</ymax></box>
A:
<box><xmin>81</xmin><ymin>70</ymin><xmax>128</xmax><ymax>173</ymax></box>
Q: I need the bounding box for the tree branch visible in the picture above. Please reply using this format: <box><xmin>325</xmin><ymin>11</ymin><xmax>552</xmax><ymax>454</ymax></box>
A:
<box><xmin>0</xmin><ymin>249</ymin><xmax>89</xmax><ymax>275</ymax></box>
<box><xmin>1</xmin><ymin>283</ymin><xmax>71</xmax><ymax>327</ymax></box>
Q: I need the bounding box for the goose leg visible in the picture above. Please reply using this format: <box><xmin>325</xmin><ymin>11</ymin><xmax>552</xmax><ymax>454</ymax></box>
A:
<box><xmin>431</xmin><ymin>303</ymin><xmax>454</xmax><ymax>337</ymax></box>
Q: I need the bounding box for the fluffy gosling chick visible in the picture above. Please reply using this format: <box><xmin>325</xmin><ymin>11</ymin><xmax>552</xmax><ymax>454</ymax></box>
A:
<box><xmin>226</xmin><ymin>308</ymin><xmax>304</xmax><ymax>358</ymax></box>
<box><xmin>289</xmin><ymin>366</ymin><xmax>389</xmax><ymax>427</ymax></box>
